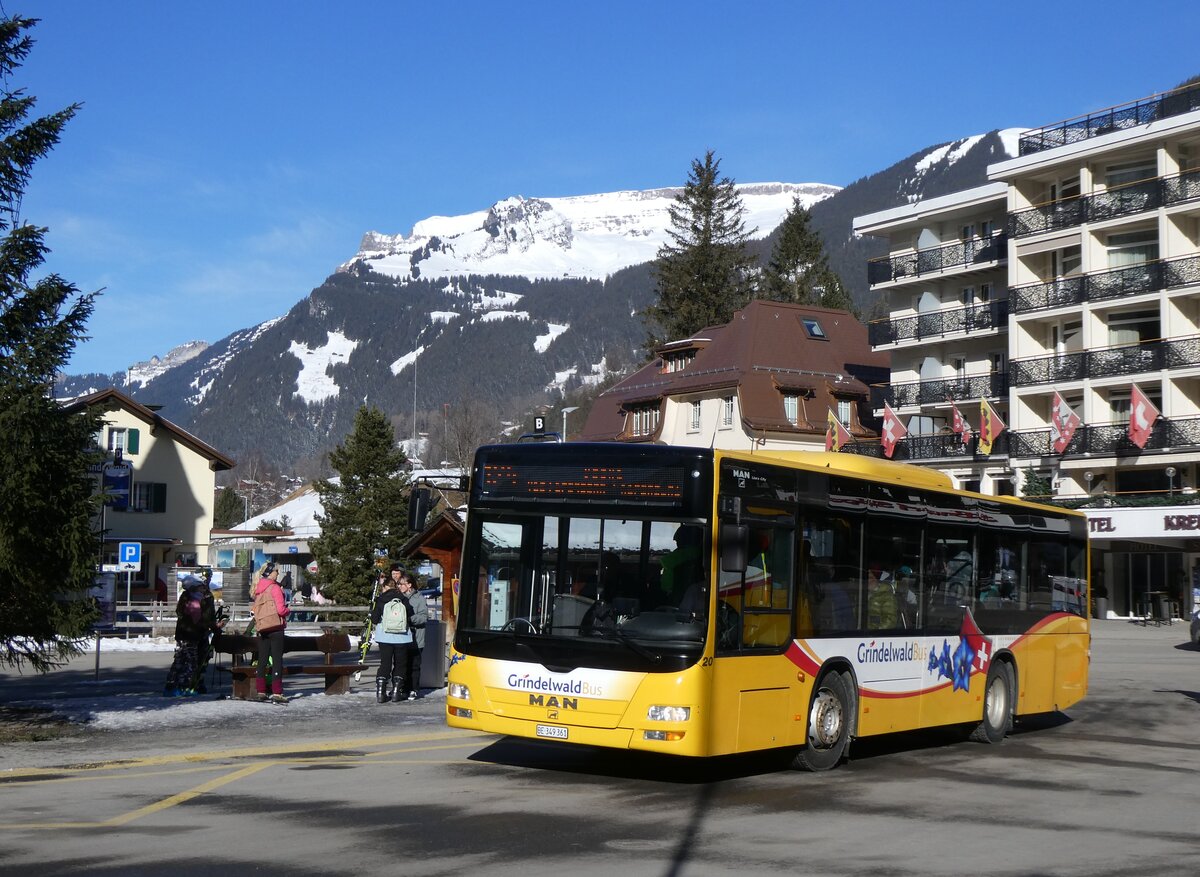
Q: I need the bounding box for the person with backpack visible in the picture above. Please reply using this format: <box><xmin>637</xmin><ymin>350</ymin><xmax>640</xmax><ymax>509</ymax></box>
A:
<box><xmin>163</xmin><ymin>573</ymin><xmax>222</xmax><ymax>696</ymax></box>
<box><xmin>397</xmin><ymin>571</ymin><xmax>428</xmax><ymax>700</ymax></box>
<box><xmin>252</xmin><ymin>561</ymin><xmax>290</xmax><ymax>703</ymax></box>
<box><xmin>370</xmin><ymin>564</ymin><xmax>413</xmax><ymax>703</ymax></box>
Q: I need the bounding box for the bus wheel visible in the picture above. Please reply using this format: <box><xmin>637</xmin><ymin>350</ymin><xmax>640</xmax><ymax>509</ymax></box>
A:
<box><xmin>793</xmin><ymin>672</ymin><xmax>852</xmax><ymax>771</ymax></box>
<box><xmin>969</xmin><ymin>661</ymin><xmax>1013</xmax><ymax>744</ymax></box>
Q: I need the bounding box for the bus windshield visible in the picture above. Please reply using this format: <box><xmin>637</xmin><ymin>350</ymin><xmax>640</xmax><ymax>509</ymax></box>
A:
<box><xmin>459</xmin><ymin>511</ymin><xmax>710</xmax><ymax>667</ymax></box>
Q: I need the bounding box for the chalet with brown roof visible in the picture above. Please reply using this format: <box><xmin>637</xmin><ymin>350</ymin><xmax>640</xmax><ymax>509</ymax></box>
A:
<box><xmin>579</xmin><ymin>300</ymin><xmax>890</xmax><ymax>450</ymax></box>
<box><xmin>66</xmin><ymin>388</ymin><xmax>235</xmax><ymax>598</ymax></box>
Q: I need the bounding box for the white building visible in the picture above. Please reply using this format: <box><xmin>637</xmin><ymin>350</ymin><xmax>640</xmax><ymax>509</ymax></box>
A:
<box><xmin>855</xmin><ymin>81</ymin><xmax>1200</xmax><ymax>619</ymax></box>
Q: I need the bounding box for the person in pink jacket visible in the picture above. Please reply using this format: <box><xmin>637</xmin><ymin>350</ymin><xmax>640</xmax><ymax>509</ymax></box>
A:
<box><xmin>253</xmin><ymin>562</ymin><xmax>290</xmax><ymax>703</ymax></box>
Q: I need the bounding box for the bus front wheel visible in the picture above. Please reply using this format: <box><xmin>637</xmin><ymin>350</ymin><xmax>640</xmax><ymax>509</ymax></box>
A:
<box><xmin>969</xmin><ymin>661</ymin><xmax>1014</xmax><ymax>744</ymax></box>
<box><xmin>793</xmin><ymin>671</ymin><xmax>852</xmax><ymax>771</ymax></box>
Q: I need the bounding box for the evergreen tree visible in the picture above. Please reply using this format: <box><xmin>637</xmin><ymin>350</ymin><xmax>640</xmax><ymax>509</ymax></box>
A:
<box><xmin>213</xmin><ymin>486</ymin><xmax>244</xmax><ymax>529</ymax></box>
<box><xmin>762</xmin><ymin>196</ymin><xmax>858</xmax><ymax>316</ymax></box>
<box><xmin>0</xmin><ymin>16</ymin><xmax>101</xmax><ymax>671</ymax></box>
<box><xmin>642</xmin><ymin>151</ymin><xmax>754</xmax><ymax>347</ymax></box>
<box><xmin>309</xmin><ymin>406</ymin><xmax>411</xmax><ymax>605</ymax></box>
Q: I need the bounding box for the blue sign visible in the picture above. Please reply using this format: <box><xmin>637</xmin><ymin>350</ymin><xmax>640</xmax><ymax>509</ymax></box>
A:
<box><xmin>118</xmin><ymin>542</ymin><xmax>142</xmax><ymax>565</ymax></box>
<box><xmin>288</xmin><ymin>545</ymin><xmax>298</xmax><ymax>554</ymax></box>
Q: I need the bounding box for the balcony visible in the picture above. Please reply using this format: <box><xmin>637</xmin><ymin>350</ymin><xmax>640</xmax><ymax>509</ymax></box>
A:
<box><xmin>847</xmin><ymin>430</ymin><xmax>1010</xmax><ymax>462</ymax></box>
<box><xmin>1009</xmin><ymin>414</ymin><xmax>1200</xmax><ymax>458</ymax></box>
<box><xmin>1010</xmin><ymin>253</ymin><xmax>1200</xmax><ymax>315</ymax></box>
<box><xmin>1009</xmin><ymin>336</ymin><xmax>1200</xmax><ymax>386</ymax></box>
<box><xmin>1008</xmin><ymin>168</ymin><xmax>1200</xmax><ymax>238</ymax></box>
<box><xmin>1018</xmin><ymin>82</ymin><xmax>1200</xmax><ymax>156</ymax></box>
<box><xmin>878</xmin><ymin>372</ymin><xmax>1008</xmax><ymax>408</ymax></box>
<box><xmin>868</xmin><ymin>300</ymin><xmax>1008</xmax><ymax>347</ymax></box>
<box><xmin>867</xmin><ymin>233</ymin><xmax>1007</xmax><ymax>286</ymax></box>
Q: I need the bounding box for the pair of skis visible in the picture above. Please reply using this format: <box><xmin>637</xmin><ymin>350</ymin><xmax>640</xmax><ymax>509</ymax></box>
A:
<box><xmin>354</xmin><ymin>574</ymin><xmax>382</xmax><ymax>681</ymax></box>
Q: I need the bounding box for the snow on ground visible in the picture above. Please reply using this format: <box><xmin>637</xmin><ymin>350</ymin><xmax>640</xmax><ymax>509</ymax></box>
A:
<box><xmin>429</xmin><ymin>311</ymin><xmax>459</xmax><ymax>324</ymax></box>
<box><xmin>390</xmin><ymin>344</ymin><xmax>425</xmax><ymax>376</ymax></box>
<box><xmin>534</xmin><ymin>322</ymin><xmax>568</xmax><ymax>353</ymax></box>
<box><xmin>288</xmin><ymin>330</ymin><xmax>358</xmax><ymax>404</ymax></box>
<box><xmin>479</xmin><ymin>310</ymin><xmax>528</xmax><ymax>322</ymax></box>
<box><xmin>997</xmin><ymin>127</ymin><xmax>1028</xmax><ymax>158</ymax></box>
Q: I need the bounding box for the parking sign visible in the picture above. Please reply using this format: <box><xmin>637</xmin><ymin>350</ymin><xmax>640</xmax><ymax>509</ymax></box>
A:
<box><xmin>118</xmin><ymin>542</ymin><xmax>142</xmax><ymax>565</ymax></box>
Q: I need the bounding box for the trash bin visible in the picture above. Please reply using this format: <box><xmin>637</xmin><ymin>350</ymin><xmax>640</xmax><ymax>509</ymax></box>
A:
<box><xmin>1156</xmin><ymin>597</ymin><xmax>1172</xmax><ymax>625</ymax></box>
<box><xmin>1093</xmin><ymin>597</ymin><xmax>1108</xmax><ymax>619</ymax></box>
<box><xmin>419</xmin><ymin>619</ymin><xmax>446</xmax><ymax>689</ymax></box>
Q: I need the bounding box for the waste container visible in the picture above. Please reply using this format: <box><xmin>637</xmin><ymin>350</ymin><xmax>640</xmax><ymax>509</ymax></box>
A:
<box><xmin>1093</xmin><ymin>597</ymin><xmax>1108</xmax><ymax>619</ymax></box>
<box><xmin>420</xmin><ymin>619</ymin><xmax>446</xmax><ymax>689</ymax></box>
<box><xmin>1156</xmin><ymin>596</ymin><xmax>1172</xmax><ymax>624</ymax></box>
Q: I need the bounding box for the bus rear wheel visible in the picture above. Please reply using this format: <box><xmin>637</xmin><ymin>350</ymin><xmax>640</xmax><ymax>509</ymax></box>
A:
<box><xmin>792</xmin><ymin>671</ymin><xmax>852</xmax><ymax>771</ymax></box>
<box><xmin>969</xmin><ymin>661</ymin><xmax>1013</xmax><ymax>744</ymax></box>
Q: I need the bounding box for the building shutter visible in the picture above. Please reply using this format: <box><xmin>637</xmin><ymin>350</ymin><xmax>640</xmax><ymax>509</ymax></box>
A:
<box><xmin>152</xmin><ymin>483</ymin><xmax>167</xmax><ymax>513</ymax></box>
<box><xmin>126</xmin><ymin>428</ymin><xmax>140</xmax><ymax>455</ymax></box>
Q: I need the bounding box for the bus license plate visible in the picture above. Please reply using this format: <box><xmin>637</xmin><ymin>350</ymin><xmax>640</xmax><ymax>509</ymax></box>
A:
<box><xmin>536</xmin><ymin>724</ymin><xmax>568</xmax><ymax>740</ymax></box>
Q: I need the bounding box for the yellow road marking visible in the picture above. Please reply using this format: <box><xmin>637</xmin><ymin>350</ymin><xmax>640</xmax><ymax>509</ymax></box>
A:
<box><xmin>1</xmin><ymin>729</ymin><xmax>495</xmax><ymax>779</ymax></box>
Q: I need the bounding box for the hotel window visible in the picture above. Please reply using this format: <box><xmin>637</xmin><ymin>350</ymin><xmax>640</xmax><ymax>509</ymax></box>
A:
<box><xmin>961</xmin><ymin>223</ymin><xmax>976</xmax><ymax>240</ymax></box>
<box><xmin>980</xmin><ymin>219</ymin><xmax>995</xmax><ymax>238</ymax></box>
<box><xmin>131</xmin><ymin>482</ymin><xmax>167</xmax><ymax>513</ymax></box>
<box><xmin>836</xmin><ymin>399</ymin><xmax>852</xmax><ymax>427</ymax></box>
<box><xmin>107</xmin><ymin>427</ymin><xmax>140</xmax><ymax>455</ymax></box>
<box><xmin>1108</xmin><ymin>309</ymin><xmax>1159</xmax><ymax>346</ymax></box>
<box><xmin>979</xmin><ymin>282</ymin><xmax>993</xmax><ymax>303</ymax></box>
<box><xmin>990</xmin><ymin>352</ymin><xmax>1005</xmax><ymax>374</ymax></box>
<box><xmin>689</xmin><ymin>401</ymin><xmax>702</xmax><ymax>431</ymax></box>
<box><xmin>1048</xmin><ymin>176</ymin><xmax>1081</xmax><ymax>203</ymax></box>
<box><xmin>1108</xmin><ymin>387</ymin><xmax>1161</xmax><ymax>422</ymax></box>
<box><xmin>960</xmin><ymin>286</ymin><xmax>974</xmax><ymax>306</ymax></box>
<box><xmin>721</xmin><ymin>396</ymin><xmax>734</xmax><ymax>428</ymax></box>
<box><xmin>952</xmin><ymin>356</ymin><xmax>967</xmax><ymax>378</ymax></box>
<box><xmin>1106</xmin><ymin>229</ymin><xmax>1158</xmax><ymax>269</ymax></box>
<box><xmin>1050</xmin><ymin>246</ymin><xmax>1082</xmax><ymax>278</ymax></box>
<box><xmin>783</xmin><ymin>394</ymin><xmax>799</xmax><ymax>425</ymax></box>
<box><xmin>1104</xmin><ymin>158</ymin><xmax>1156</xmax><ymax>188</ymax></box>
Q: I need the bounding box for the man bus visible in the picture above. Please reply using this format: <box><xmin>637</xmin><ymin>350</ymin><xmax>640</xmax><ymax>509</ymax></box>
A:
<box><xmin>446</xmin><ymin>442</ymin><xmax>1088</xmax><ymax>770</ymax></box>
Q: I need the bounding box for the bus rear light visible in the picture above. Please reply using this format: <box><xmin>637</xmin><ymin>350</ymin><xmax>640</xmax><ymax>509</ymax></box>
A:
<box><xmin>646</xmin><ymin>705</ymin><xmax>690</xmax><ymax>722</ymax></box>
<box><xmin>644</xmin><ymin>730</ymin><xmax>686</xmax><ymax>742</ymax></box>
<box><xmin>448</xmin><ymin>682</ymin><xmax>471</xmax><ymax>701</ymax></box>
<box><xmin>448</xmin><ymin>706</ymin><xmax>473</xmax><ymax>719</ymax></box>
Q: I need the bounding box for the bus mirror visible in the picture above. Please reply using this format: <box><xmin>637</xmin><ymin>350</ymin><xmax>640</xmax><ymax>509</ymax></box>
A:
<box><xmin>719</xmin><ymin>523</ymin><xmax>749</xmax><ymax>573</ymax></box>
<box><xmin>408</xmin><ymin>486</ymin><xmax>431</xmax><ymax>532</ymax></box>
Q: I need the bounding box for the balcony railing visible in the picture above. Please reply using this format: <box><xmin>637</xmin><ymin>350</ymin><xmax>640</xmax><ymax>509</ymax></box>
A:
<box><xmin>867</xmin><ymin>233</ymin><xmax>1007</xmax><ymax>286</ymax></box>
<box><xmin>868</xmin><ymin>300</ymin><xmax>1008</xmax><ymax>347</ymax></box>
<box><xmin>1010</xmin><ymin>253</ymin><xmax>1200</xmax><ymax>315</ymax></box>
<box><xmin>847</xmin><ymin>430</ymin><xmax>1010</xmax><ymax>462</ymax></box>
<box><xmin>1009</xmin><ymin>414</ymin><xmax>1200</xmax><ymax>458</ymax></box>
<box><xmin>878</xmin><ymin>372</ymin><xmax>1008</xmax><ymax>408</ymax></box>
<box><xmin>1008</xmin><ymin>169</ymin><xmax>1200</xmax><ymax>238</ymax></box>
<box><xmin>1018</xmin><ymin>82</ymin><xmax>1200</xmax><ymax>156</ymax></box>
<box><xmin>1009</xmin><ymin>336</ymin><xmax>1200</xmax><ymax>386</ymax></box>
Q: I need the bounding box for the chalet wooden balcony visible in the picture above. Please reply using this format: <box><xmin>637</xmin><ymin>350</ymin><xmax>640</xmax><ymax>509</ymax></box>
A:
<box><xmin>868</xmin><ymin>300</ymin><xmax>1008</xmax><ymax>347</ymax></box>
<box><xmin>877</xmin><ymin>372</ymin><xmax>1008</xmax><ymax>408</ymax></box>
<box><xmin>1018</xmin><ymin>82</ymin><xmax>1200</xmax><ymax>156</ymax></box>
<box><xmin>867</xmin><ymin>233</ymin><xmax>1006</xmax><ymax>286</ymax></box>
<box><xmin>1009</xmin><ymin>336</ymin><xmax>1200</xmax><ymax>387</ymax></box>
<box><xmin>1008</xmin><ymin>168</ymin><xmax>1200</xmax><ymax>238</ymax></box>
<box><xmin>847</xmin><ymin>430</ymin><xmax>1010</xmax><ymax>462</ymax></box>
<box><xmin>1009</xmin><ymin>414</ymin><xmax>1200</xmax><ymax>458</ymax></box>
<box><xmin>1010</xmin><ymin>253</ymin><xmax>1200</xmax><ymax>315</ymax></box>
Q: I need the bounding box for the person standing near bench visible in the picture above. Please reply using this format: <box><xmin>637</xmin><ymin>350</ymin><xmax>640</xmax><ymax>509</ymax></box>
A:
<box><xmin>370</xmin><ymin>564</ymin><xmax>414</xmax><ymax>703</ymax></box>
<box><xmin>398</xmin><ymin>571</ymin><xmax>428</xmax><ymax>700</ymax></box>
<box><xmin>252</xmin><ymin>562</ymin><xmax>290</xmax><ymax>704</ymax></box>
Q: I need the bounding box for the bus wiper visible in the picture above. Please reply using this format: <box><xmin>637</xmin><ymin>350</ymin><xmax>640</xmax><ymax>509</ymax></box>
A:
<box><xmin>615</xmin><ymin>626</ymin><xmax>662</xmax><ymax>663</ymax></box>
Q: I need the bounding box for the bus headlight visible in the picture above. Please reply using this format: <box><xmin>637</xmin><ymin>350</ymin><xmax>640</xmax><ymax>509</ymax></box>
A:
<box><xmin>448</xmin><ymin>682</ymin><xmax>471</xmax><ymax>701</ymax></box>
<box><xmin>646</xmin><ymin>705</ymin><xmax>690</xmax><ymax>722</ymax></box>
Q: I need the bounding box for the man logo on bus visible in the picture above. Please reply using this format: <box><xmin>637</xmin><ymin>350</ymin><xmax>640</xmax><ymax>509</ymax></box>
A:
<box><xmin>929</xmin><ymin>612</ymin><xmax>992</xmax><ymax>693</ymax></box>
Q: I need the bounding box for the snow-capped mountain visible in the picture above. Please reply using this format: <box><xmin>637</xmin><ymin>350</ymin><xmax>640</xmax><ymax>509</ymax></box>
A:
<box><xmin>61</xmin><ymin>131</ymin><xmax>1018</xmax><ymax>473</ymax></box>
<box><xmin>126</xmin><ymin>340</ymin><xmax>209</xmax><ymax>388</ymax></box>
<box><xmin>343</xmin><ymin>183</ymin><xmax>838</xmax><ymax>282</ymax></box>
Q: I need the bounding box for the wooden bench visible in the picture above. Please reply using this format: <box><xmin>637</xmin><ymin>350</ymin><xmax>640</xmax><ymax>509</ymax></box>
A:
<box><xmin>211</xmin><ymin>632</ymin><xmax>368</xmax><ymax>698</ymax></box>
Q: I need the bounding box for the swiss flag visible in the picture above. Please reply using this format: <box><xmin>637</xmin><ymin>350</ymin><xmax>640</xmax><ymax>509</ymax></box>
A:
<box><xmin>1051</xmin><ymin>391</ymin><xmax>1081</xmax><ymax>454</ymax></box>
<box><xmin>881</xmin><ymin>403</ymin><xmax>906</xmax><ymax>459</ymax></box>
<box><xmin>1128</xmin><ymin>384</ymin><xmax>1159</xmax><ymax>449</ymax></box>
<box><xmin>950</xmin><ymin>403</ymin><xmax>970</xmax><ymax>446</ymax></box>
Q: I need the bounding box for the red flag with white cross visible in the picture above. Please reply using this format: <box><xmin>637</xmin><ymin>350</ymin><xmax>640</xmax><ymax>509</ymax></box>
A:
<box><xmin>881</xmin><ymin>403</ymin><xmax>906</xmax><ymax>459</ymax></box>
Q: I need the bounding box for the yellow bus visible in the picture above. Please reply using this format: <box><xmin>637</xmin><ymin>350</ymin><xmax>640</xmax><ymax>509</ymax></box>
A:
<box><xmin>446</xmin><ymin>442</ymin><xmax>1089</xmax><ymax>770</ymax></box>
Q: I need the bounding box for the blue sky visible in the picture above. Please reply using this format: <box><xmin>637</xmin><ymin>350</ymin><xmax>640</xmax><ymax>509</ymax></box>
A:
<box><xmin>18</xmin><ymin>1</ymin><xmax>1200</xmax><ymax>374</ymax></box>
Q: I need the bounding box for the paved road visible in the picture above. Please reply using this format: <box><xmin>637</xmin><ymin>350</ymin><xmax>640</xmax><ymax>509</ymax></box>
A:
<box><xmin>1</xmin><ymin>621</ymin><xmax>1197</xmax><ymax>876</ymax></box>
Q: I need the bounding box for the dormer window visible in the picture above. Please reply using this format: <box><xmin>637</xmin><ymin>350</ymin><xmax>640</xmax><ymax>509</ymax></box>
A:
<box><xmin>663</xmin><ymin>350</ymin><xmax>697</xmax><ymax>373</ymax></box>
<box><xmin>628</xmin><ymin>404</ymin><xmax>660</xmax><ymax>437</ymax></box>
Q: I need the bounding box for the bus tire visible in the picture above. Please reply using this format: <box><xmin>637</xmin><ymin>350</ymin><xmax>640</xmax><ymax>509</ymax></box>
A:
<box><xmin>969</xmin><ymin>661</ymin><xmax>1013</xmax><ymax>744</ymax></box>
<box><xmin>792</xmin><ymin>671</ymin><xmax>852</xmax><ymax>771</ymax></box>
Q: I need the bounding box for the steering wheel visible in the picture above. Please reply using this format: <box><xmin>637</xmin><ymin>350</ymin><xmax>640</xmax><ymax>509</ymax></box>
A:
<box><xmin>501</xmin><ymin>617</ymin><xmax>539</xmax><ymax>634</ymax></box>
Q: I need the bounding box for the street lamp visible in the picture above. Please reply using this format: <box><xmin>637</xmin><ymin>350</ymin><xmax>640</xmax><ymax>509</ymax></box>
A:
<box><xmin>1166</xmin><ymin>466</ymin><xmax>1177</xmax><ymax>500</ymax></box>
<box><xmin>561</xmin><ymin>406</ymin><xmax>580</xmax><ymax>441</ymax></box>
